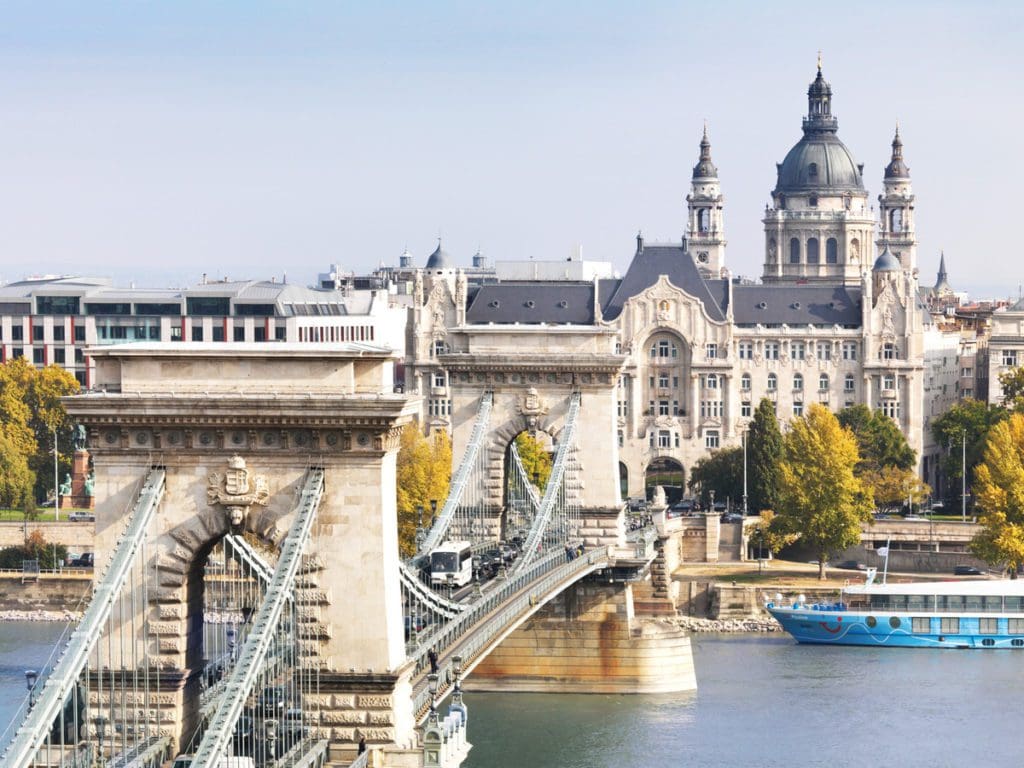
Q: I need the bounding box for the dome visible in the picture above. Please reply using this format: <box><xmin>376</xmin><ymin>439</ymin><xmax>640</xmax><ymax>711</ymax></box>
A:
<box><xmin>692</xmin><ymin>126</ymin><xmax>718</xmax><ymax>180</ymax></box>
<box><xmin>425</xmin><ymin>240</ymin><xmax>452</xmax><ymax>269</ymax></box>
<box><xmin>873</xmin><ymin>248</ymin><xmax>901</xmax><ymax>272</ymax></box>
<box><xmin>774</xmin><ymin>133</ymin><xmax>864</xmax><ymax>194</ymax></box>
<box><xmin>884</xmin><ymin>126</ymin><xmax>910</xmax><ymax>180</ymax></box>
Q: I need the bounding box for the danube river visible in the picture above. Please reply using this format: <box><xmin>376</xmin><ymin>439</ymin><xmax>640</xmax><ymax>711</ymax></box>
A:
<box><xmin>3</xmin><ymin>624</ymin><xmax>1023</xmax><ymax>766</ymax></box>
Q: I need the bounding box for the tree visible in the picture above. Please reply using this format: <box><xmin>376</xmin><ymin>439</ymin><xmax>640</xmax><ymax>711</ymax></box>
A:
<box><xmin>837</xmin><ymin>404</ymin><xmax>915</xmax><ymax>473</ymax></box>
<box><xmin>688</xmin><ymin>447</ymin><xmax>743</xmax><ymax>507</ymax></box>
<box><xmin>747</xmin><ymin>398</ymin><xmax>782</xmax><ymax>514</ymax></box>
<box><xmin>0</xmin><ymin>426</ymin><xmax>35</xmax><ymax>509</ymax></box>
<box><xmin>513</xmin><ymin>432</ymin><xmax>552</xmax><ymax>493</ymax></box>
<box><xmin>750</xmin><ymin>510</ymin><xmax>799</xmax><ymax>558</ymax></box>
<box><xmin>998</xmin><ymin>367</ymin><xmax>1024</xmax><ymax>412</ymax></box>
<box><xmin>861</xmin><ymin>465</ymin><xmax>930</xmax><ymax>512</ymax></box>
<box><xmin>395</xmin><ymin>425</ymin><xmax>452</xmax><ymax>557</ymax></box>
<box><xmin>775</xmin><ymin>404</ymin><xmax>874</xmax><ymax>579</ymax></box>
<box><xmin>932</xmin><ymin>398</ymin><xmax>1008</xmax><ymax>504</ymax></box>
<box><xmin>970</xmin><ymin>413</ymin><xmax>1024</xmax><ymax>577</ymax></box>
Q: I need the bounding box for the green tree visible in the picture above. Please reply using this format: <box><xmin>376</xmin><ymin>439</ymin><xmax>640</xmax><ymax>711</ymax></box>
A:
<box><xmin>513</xmin><ymin>432</ymin><xmax>552</xmax><ymax>493</ymax></box>
<box><xmin>932</xmin><ymin>398</ymin><xmax>1008</xmax><ymax>504</ymax></box>
<box><xmin>970</xmin><ymin>413</ymin><xmax>1024</xmax><ymax>577</ymax></box>
<box><xmin>750</xmin><ymin>510</ymin><xmax>799</xmax><ymax>557</ymax></box>
<box><xmin>747</xmin><ymin>398</ymin><xmax>783</xmax><ymax>514</ymax></box>
<box><xmin>998</xmin><ymin>367</ymin><xmax>1024</xmax><ymax>412</ymax></box>
<box><xmin>861</xmin><ymin>465</ymin><xmax>930</xmax><ymax>512</ymax></box>
<box><xmin>395</xmin><ymin>425</ymin><xmax>452</xmax><ymax>557</ymax></box>
<box><xmin>688</xmin><ymin>446</ymin><xmax>743</xmax><ymax>507</ymax></box>
<box><xmin>775</xmin><ymin>404</ymin><xmax>874</xmax><ymax>580</ymax></box>
<box><xmin>837</xmin><ymin>403</ymin><xmax>915</xmax><ymax>473</ymax></box>
<box><xmin>0</xmin><ymin>427</ymin><xmax>35</xmax><ymax>509</ymax></box>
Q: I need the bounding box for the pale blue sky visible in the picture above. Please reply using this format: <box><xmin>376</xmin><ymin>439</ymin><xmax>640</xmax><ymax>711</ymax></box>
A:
<box><xmin>0</xmin><ymin>1</ymin><xmax>1020</xmax><ymax>297</ymax></box>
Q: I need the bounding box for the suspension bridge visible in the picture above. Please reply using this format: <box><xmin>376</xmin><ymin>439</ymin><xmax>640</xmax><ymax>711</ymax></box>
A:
<box><xmin>0</xmin><ymin>343</ymin><xmax>676</xmax><ymax>768</ymax></box>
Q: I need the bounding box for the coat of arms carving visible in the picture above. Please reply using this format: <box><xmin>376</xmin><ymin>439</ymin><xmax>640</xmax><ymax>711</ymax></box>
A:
<box><xmin>517</xmin><ymin>386</ymin><xmax>550</xmax><ymax>433</ymax></box>
<box><xmin>208</xmin><ymin>455</ymin><xmax>270</xmax><ymax>527</ymax></box>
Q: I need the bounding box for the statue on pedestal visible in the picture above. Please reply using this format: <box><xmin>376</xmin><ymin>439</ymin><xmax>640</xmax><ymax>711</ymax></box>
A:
<box><xmin>59</xmin><ymin>473</ymin><xmax>72</xmax><ymax>497</ymax></box>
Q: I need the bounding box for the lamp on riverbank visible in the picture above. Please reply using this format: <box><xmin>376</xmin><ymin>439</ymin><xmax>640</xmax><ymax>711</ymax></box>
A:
<box><xmin>24</xmin><ymin>669</ymin><xmax>38</xmax><ymax>709</ymax></box>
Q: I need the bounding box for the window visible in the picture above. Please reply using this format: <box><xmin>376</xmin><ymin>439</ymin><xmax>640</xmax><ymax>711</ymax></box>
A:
<box><xmin>433</xmin><ymin>371</ymin><xmax>446</xmax><ymax>388</ymax></box>
<box><xmin>807</xmin><ymin>162</ymin><xmax>818</xmax><ymax>179</ymax></box>
<box><xmin>135</xmin><ymin>302</ymin><xmax>181</xmax><ymax>316</ymax></box>
<box><xmin>649</xmin><ymin>432</ymin><xmax>655</xmax><ymax>447</ymax></box>
<box><xmin>806</xmin><ymin>237</ymin><xmax>820</xmax><ymax>264</ymax></box>
<box><xmin>191</xmin><ymin>326</ymin><xmax>204</xmax><ymax>341</ymax></box>
<box><xmin>212</xmin><ymin>326</ymin><xmax>225</xmax><ymax>342</ymax></box>
<box><xmin>961</xmin><ymin>368</ymin><xmax>973</xmax><ymax>377</ymax></box>
<box><xmin>741</xmin><ymin>374</ymin><xmax>752</xmax><ymax>391</ymax></box>
<box><xmin>842</xmin><ymin>342</ymin><xmax>857</xmax><ymax>361</ymax></box>
<box><xmin>11</xmin><ymin>326</ymin><xmax>23</xmax><ymax>341</ymax></box>
<box><xmin>32</xmin><ymin>348</ymin><xmax>45</xmax><ymax>364</ymax></box>
<box><xmin>674</xmin><ymin>433</ymin><xmax>681</xmax><ymax>448</ymax></box>
<box><xmin>962</xmin><ymin>389</ymin><xmax>973</xmax><ymax>398</ymax></box>
<box><xmin>1009</xmin><ymin>618</ymin><xmax>1024</xmax><ymax>633</ymax></box>
<box><xmin>648</xmin><ymin>400</ymin><xmax>655</xmax><ymax>415</ymax></box>
<box><xmin>881</xmin><ymin>400</ymin><xmax>900</xmax><ymax>419</ymax></box>
<box><xmin>428</xmin><ymin>398</ymin><xmax>452</xmax><ymax>417</ymax></box>
<box><xmin>819</xmin><ymin>374</ymin><xmax>829</xmax><ymax>391</ymax></box>
<box><xmin>654</xmin><ymin>339</ymin><xmax>677</xmax><ymax>358</ymax></box>
<box><xmin>705</xmin><ymin>430</ymin><xmax>720</xmax><ymax>449</ymax></box>
<box><xmin>672</xmin><ymin>400</ymin><xmax>680</xmax><ymax>415</ymax></box>
<box><xmin>649</xmin><ymin>376</ymin><xmax>655</xmax><ymax>388</ymax></box>
<box><xmin>765</xmin><ymin>342</ymin><xmax>780</xmax><ymax>360</ymax></box>
<box><xmin>816</xmin><ymin>342</ymin><xmax>831</xmax><ymax>361</ymax></box>
<box><xmin>882</xmin><ymin>373</ymin><xmax>896</xmax><ymax>390</ymax></box>
<box><xmin>741</xmin><ymin>403</ymin><xmax>752</xmax><ymax>418</ymax></box>
<box><xmin>433</xmin><ymin>340</ymin><xmax>447</xmax><ymax>356</ymax></box>
<box><xmin>739</xmin><ymin>341</ymin><xmax>753</xmax><ymax>360</ymax></box>
<box><xmin>75</xmin><ymin>348</ymin><xmax>84</xmax><ymax>363</ymax></box>
<box><xmin>85</xmin><ymin>302</ymin><xmax>131</xmax><ymax>315</ymax></box>
<box><xmin>253</xmin><ymin>326</ymin><xmax>267</xmax><ymax>342</ymax></box>
<box><xmin>617</xmin><ymin>399</ymin><xmax>629</xmax><ymax>418</ymax></box>
<box><xmin>32</xmin><ymin>325</ymin><xmax>43</xmax><ymax>343</ymax></box>
<box><xmin>791</xmin><ymin>342</ymin><xmax>805</xmax><ymax>360</ymax></box>
<box><xmin>658</xmin><ymin>430</ymin><xmax>671</xmax><ymax>448</ymax></box>
<box><xmin>234</xmin><ymin>326</ymin><xmax>245</xmax><ymax>341</ymax></box>
<box><xmin>912</xmin><ymin>617</ymin><xmax>931</xmax><ymax>634</ymax></box>
<box><xmin>767</xmin><ymin>373</ymin><xmax>777</xmax><ymax>391</ymax></box>
<box><xmin>826</xmin><ymin>237</ymin><xmax>838</xmax><ymax>264</ymax></box>
<box><xmin>12</xmin><ymin>347</ymin><xmax>23</xmax><ymax>358</ymax></box>
<box><xmin>658</xmin><ymin>373</ymin><xmax>670</xmax><ymax>389</ymax></box>
<box><xmin>54</xmin><ymin>348</ymin><xmax>65</xmax><ymax>364</ymax></box>
<box><xmin>940</xmin><ymin>617</ymin><xmax>960</xmax><ymax>634</ymax></box>
<box><xmin>74</xmin><ymin>371</ymin><xmax>86</xmax><ymax>387</ymax></box>
<box><xmin>233</xmin><ymin>303</ymin><xmax>276</xmax><ymax>317</ymax></box>
<box><xmin>701</xmin><ymin>401</ymin><xmax>723</xmax><ymax>418</ymax></box>
<box><xmin>673</xmin><ymin>376</ymin><xmax>679</xmax><ymax>388</ymax></box>
<box><xmin>74</xmin><ymin>325</ymin><xmax>85</xmax><ymax>342</ymax></box>
<box><xmin>789</xmin><ymin>238</ymin><xmax>800</xmax><ymax>263</ymax></box>
<box><xmin>705</xmin><ymin>343</ymin><xmax>718</xmax><ymax>360</ymax></box>
<box><xmin>658</xmin><ymin>400</ymin><xmax>670</xmax><ymax>416</ymax></box>
<box><xmin>53</xmin><ymin>326</ymin><xmax>65</xmax><ymax>342</ymax></box>
<box><xmin>617</xmin><ymin>430</ymin><xmax>624</xmax><ymax>448</ymax></box>
<box><xmin>793</xmin><ymin>373</ymin><xmax>804</xmax><ymax>391</ymax></box>
<box><xmin>793</xmin><ymin>402</ymin><xmax>804</xmax><ymax>417</ymax></box>
<box><xmin>979</xmin><ymin>618</ymin><xmax>999</xmax><ymax>635</ymax></box>
<box><xmin>186</xmin><ymin>297</ymin><xmax>230</xmax><ymax>316</ymax></box>
<box><xmin>1003</xmin><ymin>350</ymin><xmax>1018</xmax><ymax>367</ymax></box>
<box><xmin>36</xmin><ymin>296</ymin><xmax>80</xmax><ymax>315</ymax></box>
<box><xmin>883</xmin><ymin>342</ymin><xmax>898</xmax><ymax>360</ymax></box>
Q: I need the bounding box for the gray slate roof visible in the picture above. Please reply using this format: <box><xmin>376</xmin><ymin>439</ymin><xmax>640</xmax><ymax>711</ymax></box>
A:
<box><xmin>465</xmin><ymin>282</ymin><xmax>594</xmax><ymax>324</ymax></box>
<box><xmin>601</xmin><ymin>244</ymin><xmax>726</xmax><ymax>322</ymax></box>
<box><xmin>732</xmin><ymin>284</ymin><xmax>862</xmax><ymax>325</ymax></box>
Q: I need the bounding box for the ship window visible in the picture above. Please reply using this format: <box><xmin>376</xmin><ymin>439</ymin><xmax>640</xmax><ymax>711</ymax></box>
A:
<box><xmin>940</xmin><ymin>617</ymin><xmax>960</xmax><ymax>634</ymax></box>
<box><xmin>865</xmin><ymin>615</ymin><xmax>877</xmax><ymax>628</ymax></box>
<box><xmin>912</xmin><ymin>617</ymin><xmax>930</xmax><ymax>634</ymax></box>
<box><xmin>889</xmin><ymin>595</ymin><xmax>908</xmax><ymax>611</ymax></box>
<box><xmin>1006</xmin><ymin>598</ymin><xmax>1023</xmax><ymax>613</ymax></box>
<box><xmin>907</xmin><ymin>594</ymin><xmax>929</xmax><ymax>611</ymax></box>
<box><xmin>889</xmin><ymin>616</ymin><xmax>901</xmax><ymax>629</ymax></box>
<box><xmin>979</xmin><ymin>618</ymin><xmax>999</xmax><ymax>635</ymax></box>
<box><xmin>938</xmin><ymin>594</ymin><xmax>965</xmax><ymax>612</ymax></box>
<box><xmin>1008</xmin><ymin>618</ymin><xmax>1024</xmax><ymax>633</ymax></box>
<box><xmin>983</xmin><ymin>595</ymin><xmax>1002</xmax><ymax>612</ymax></box>
<box><xmin>965</xmin><ymin>594</ymin><xmax>984</xmax><ymax>612</ymax></box>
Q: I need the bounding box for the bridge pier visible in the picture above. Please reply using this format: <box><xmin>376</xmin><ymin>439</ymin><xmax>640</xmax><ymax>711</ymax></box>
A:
<box><xmin>465</xmin><ymin>579</ymin><xmax>696</xmax><ymax>694</ymax></box>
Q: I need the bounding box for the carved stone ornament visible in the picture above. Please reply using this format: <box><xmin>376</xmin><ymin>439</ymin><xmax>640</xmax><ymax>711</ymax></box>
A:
<box><xmin>517</xmin><ymin>386</ymin><xmax>550</xmax><ymax>432</ymax></box>
<box><xmin>208</xmin><ymin>455</ymin><xmax>270</xmax><ymax>528</ymax></box>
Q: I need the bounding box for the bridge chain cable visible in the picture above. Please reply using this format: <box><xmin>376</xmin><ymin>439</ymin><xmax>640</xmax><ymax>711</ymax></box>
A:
<box><xmin>189</xmin><ymin>467</ymin><xmax>325</xmax><ymax>768</ymax></box>
<box><xmin>1</xmin><ymin>468</ymin><xmax>168</xmax><ymax>768</ymax></box>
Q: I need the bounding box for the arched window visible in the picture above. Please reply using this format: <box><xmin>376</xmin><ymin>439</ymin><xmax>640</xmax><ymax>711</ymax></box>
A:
<box><xmin>793</xmin><ymin>373</ymin><xmax>804</xmax><ymax>391</ymax></box>
<box><xmin>790</xmin><ymin>238</ymin><xmax>800</xmax><ymax>264</ymax></box>
<box><xmin>767</xmin><ymin>373</ymin><xmax>777</xmax><ymax>391</ymax></box>
<box><xmin>819</xmin><ymin>373</ymin><xmax>829</xmax><ymax>391</ymax></box>
<box><xmin>826</xmin><ymin>237</ymin><xmax>838</xmax><ymax>264</ymax></box>
<box><xmin>807</xmin><ymin>237</ymin><xmax>820</xmax><ymax>264</ymax></box>
<box><xmin>741</xmin><ymin>373</ymin><xmax>752</xmax><ymax>391</ymax></box>
<box><xmin>808</xmin><ymin>162</ymin><xmax>818</xmax><ymax>179</ymax></box>
<box><xmin>890</xmin><ymin>208</ymin><xmax>903</xmax><ymax>233</ymax></box>
<box><xmin>844</xmin><ymin>374</ymin><xmax>855</xmax><ymax>392</ymax></box>
<box><xmin>698</xmin><ymin>208</ymin><xmax>711</xmax><ymax>233</ymax></box>
<box><xmin>704</xmin><ymin>374</ymin><xmax>718</xmax><ymax>389</ymax></box>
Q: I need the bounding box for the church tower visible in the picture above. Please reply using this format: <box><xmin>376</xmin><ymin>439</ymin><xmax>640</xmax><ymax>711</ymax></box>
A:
<box><xmin>762</xmin><ymin>61</ymin><xmax>874</xmax><ymax>285</ymax></box>
<box><xmin>686</xmin><ymin>126</ymin><xmax>726</xmax><ymax>277</ymax></box>
<box><xmin>876</xmin><ymin>126</ymin><xmax>917</xmax><ymax>271</ymax></box>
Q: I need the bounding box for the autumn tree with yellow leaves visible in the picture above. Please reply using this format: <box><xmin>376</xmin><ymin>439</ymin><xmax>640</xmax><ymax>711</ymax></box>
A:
<box><xmin>396</xmin><ymin>425</ymin><xmax>452</xmax><ymax>557</ymax></box>
<box><xmin>775</xmin><ymin>404</ymin><xmax>874</xmax><ymax>580</ymax></box>
<box><xmin>971</xmin><ymin>413</ymin><xmax>1024</xmax><ymax>577</ymax></box>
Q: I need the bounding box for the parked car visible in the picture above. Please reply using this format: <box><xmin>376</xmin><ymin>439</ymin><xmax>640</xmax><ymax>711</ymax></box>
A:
<box><xmin>68</xmin><ymin>512</ymin><xmax>95</xmax><ymax>522</ymax></box>
<box><xmin>834</xmin><ymin>560</ymin><xmax>867</xmax><ymax>571</ymax></box>
<box><xmin>954</xmin><ymin>565</ymin><xmax>983</xmax><ymax>576</ymax></box>
<box><xmin>666</xmin><ymin>500</ymin><xmax>695</xmax><ymax>519</ymax></box>
<box><xmin>721</xmin><ymin>512</ymin><xmax>743</xmax><ymax>524</ymax></box>
<box><xmin>69</xmin><ymin>552</ymin><xmax>94</xmax><ymax>568</ymax></box>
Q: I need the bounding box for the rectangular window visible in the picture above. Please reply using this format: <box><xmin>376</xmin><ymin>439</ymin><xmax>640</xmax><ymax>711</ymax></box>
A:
<box><xmin>765</xmin><ymin>342</ymin><xmax>780</xmax><ymax>360</ymax></box>
<box><xmin>253</xmin><ymin>326</ymin><xmax>266</xmax><ymax>342</ymax></box>
<box><xmin>842</xmin><ymin>341</ymin><xmax>857</xmax><ymax>361</ymax></box>
<box><xmin>54</xmin><ymin>348</ymin><xmax>66</xmax><ymax>364</ymax></box>
<box><xmin>816</xmin><ymin>342</ymin><xmax>831</xmax><ymax>361</ymax></box>
<box><xmin>658</xmin><ymin>400</ymin><xmax>670</xmax><ymax>416</ymax></box>
<box><xmin>979</xmin><ymin>618</ymin><xmax>999</xmax><ymax>635</ymax></box>
<box><xmin>649</xmin><ymin>376</ymin><xmax>655</xmax><ymax>388</ymax></box>
<box><xmin>233</xmin><ymin>303</ymin><xmax>276</xmax><ymax>317</ymax></box>
<box><xmin>74</xmin><ymin>370</ymin><xmax>86</xmax><ymax>387</ymax></box>
<box><xmin>212</xmin><ymin>326</ymin><xmax>225</xmax><ymax>342</ymax></box>
<box><xmin>85</xmin><ymin>302</ymin><xmax>131</xmax><ymax>315</ymax></box>
<box><xmin>741</xmin><ymin>403</ymin><xmax>751</xmax><ymax>418</ymax></box>
<box><xmin>911</xmin><ymin>617</ymin><xmax>931</xmax><ymax>634</ymax></box>
<box><xmin>844</xmin><ymin>376</ymin><xmax>856</xmax><ymax>393</ymax></box>
<box><xmin>658</xmin><ymin>430</ymin><xmax>671</xmax><ymax>448</ymax></box>
<box><xmin>52</xmin><ymin>326</ymin><xmax>65</xmax><ymax>342</ymax></box>
<box><xmin>74</xmin><ymin>325</ymin><xmax>86</xmax><ymax>342</ymax></box>
<box><xmin>741</xmin><ymin>376</ymin><xmax>751</xmax><ymax>391</ymax></box>
<box><xmin>1008</xmin><ymin>618</ymin><xmax>1024</xmax><ymax>633</ymax></box>
<box><xmin>75</xmin><ymin>348</ymin><xmax>84</xmax><ymax>363</ymax></box>
<box><xmin>672</xmin><ymin>400</ymin><xmax>680</xmax><ymax>415</ymax></box>
<box><xmin>12</xmin><ymin>347</ymin><xmax>23</xmax><ymax>358</ymax></box>
<box><xmin>11</xmin><ymin>326</ymin><xmax>23</xmax><ymax>342</ymax></box>
<box><xmin>135</xmin><ymin>302</ymin><xmax>182</xmax><ymax>316</ymax></box>
<box><xmin>881</xmin><ymin>401</ymin><xmax>900</xmax><ymax>419</ymax></box>
<box><xmin>962</xmin><ymin>389</ymin><xmax>973</xmax><ymax>399</ymax></box>
<box><xmin>674</xmin><ymin>432</ymin><xmax>680</xmax><ymax>448</ymax></box>
<box><xmin>617</xmin><ymin>399</ymin><xmax>629</xmax><ymax>418</ymax></box>
<box><xmin>186</xmin><ymin>297</ymin><xmax>230</xmax><ymax>316</ymax></box>
<box><xmin>36</xmin><ymin>296</ymin><xmax>80</xmax><ymax>315</ymax></box>
<box><xmin>791</xmin><ymin>342</ymin><xmax>805</xmax><ymax>361</ymax></box>
<box><xmin>191</xmin><ymin>326</ymin><xmax>204</xmax><ymax>342</ymax></box>
<box><xmin>705</xmin><ymin>343</ymin><xmax>718</xmax><ymax>360</ymax></box>
<box><xmin>617</xmin><ymin>430</ymin><xmax>624</xmax><ymax>448</ymax></box>
<box><xmin>882</xmin><ymin>373</ymin><xmax>896</xmax><ymax>390</ymax></box>
<box><xmin>32</xmin><ymin>325</ymin><xmax>44</xmax><ymax>342</ymax></box>
<box><xmin>275</xmin><ymin>326</ymin><xmax>286</xmax><ymax>341</ymax></box>
<box><xmin>32</xmin><ymin>348</ymin><xmax>44</xmax><ymax>364</ymax></box>
<box><xmin>738</xmin><ymin>341</ymin><xmax>753</xmax><ymax>360</ymax></box>
<box><xmin>940</xmin><ymin>617</ymin><xmax>960</xmax><ymax>634</ymax></box>
<box><xmin>234</xmin><ymin>326</ymin><xmax>245</xmax><ymax>342</ymax></box>
<box><xmin>658</xmin><ymin>373</ymin><xmax>670</xmax><ymax>388</ymax></box>
<box><xmin>700</xmin><ymin>401</ymin><xmax>723</xmax><ymax>418</ymax></box>
<box><xmin>1003</xmin><ymin>350</ymin><xmax>1018</xmax><ymax>366</ymax></box>
<box><xmin>961</xmin><ymin>368</ymin><xmax>973</xmax><ymax>377</ymax></box>
<box><xmin>703</xmin><ymin>375</ymin><xmax>719</xmax><ymax>389</ymax></box>
<box><xmin>792</xmin><ymin>402</ymin><xmax>804</xmax><ymax>417</ymax></box>
<box><xmin>883</xmin><ymin>343</ymin><xmax>898</xmax><ymax>360</ymax></box>
<box><xmin>705</xmin><ymin>430</ymin><xmax>720</xmax><ymax>449</ymax></box>
<box><xmin>433</xmin><ymin>372</ymin><xmax>446</xmax><ymax>388</ymax></box>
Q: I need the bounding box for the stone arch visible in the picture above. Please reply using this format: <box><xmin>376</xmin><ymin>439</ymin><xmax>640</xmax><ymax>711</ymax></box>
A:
<box><xmin>644</xmin><ymin>456</ymin><xmax>685</xmax><ymax>505</ymax></box>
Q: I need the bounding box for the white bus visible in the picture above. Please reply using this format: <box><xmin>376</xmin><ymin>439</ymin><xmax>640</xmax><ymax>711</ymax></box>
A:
<box><xmin>430</xmin><ymin>541</ymin><xmax>473</xmax><ymax>588</ymax></box>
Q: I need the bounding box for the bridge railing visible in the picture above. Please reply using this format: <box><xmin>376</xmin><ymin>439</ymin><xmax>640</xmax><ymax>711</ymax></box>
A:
<box><xmin>410</xmin><ymin>546</ymin><xmax>608</xmax><ymax>720</ymax></box>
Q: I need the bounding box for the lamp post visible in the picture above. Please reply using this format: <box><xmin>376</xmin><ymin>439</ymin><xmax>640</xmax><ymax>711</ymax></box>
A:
<box><xmin>24</xmin><ymin>669</ymin><xmax>38</xmax><ymax>710</ymax></box>
<box><xmin>415</xmin><ymin>505</ymin><xmax>425</xmax><ymax>554</ymax></box>
<box><xmin>742</xmin><ymin>428</ymin><xmax>748</xmax><ymax>518</ymax></box>
<box><xmin>961</xmin><ymin>429</ymin><xmax>967</xmax><ymax>523</ymax></box>
<box><xmin>430</xmin><ymin>499</ymin><xmax>438</xmax><ymax>523</ymax></box>
<box><xmin>709</xmin><ymin>489</ymin><xmax>716</xmax><ymax>513</ymax></box>
<box><xmin>95</xmin><ymin>715</ymin><xmax>108</xmax><ymax>764</ymax></box>
<box><xmin>265</xmin><ymin>718</ymin><xmax>279</xmax><ymax>763</ymax></box>
<box><xmin>427</xmin><ymin>672</ymin><xmax>439</xmax><ymax>725</ymax></box>
<box><xmin>53</xmin><ymin>426</ymin><xmax>60</xmax><ymax>522</ymax></box>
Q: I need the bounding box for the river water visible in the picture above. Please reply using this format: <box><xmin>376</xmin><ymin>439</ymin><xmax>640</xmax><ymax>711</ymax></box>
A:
<box><xmin>3</xmin><ymin>624</ymin><xmax>1021</xmax><ymax>766</ymax></box>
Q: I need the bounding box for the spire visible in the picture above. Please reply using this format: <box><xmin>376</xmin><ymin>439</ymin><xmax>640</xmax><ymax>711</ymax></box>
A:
<box><xmin>884</xmin><ymin>123</ymin><xmax>910</xmax><ymax>179</ymax></box>
<box><xmin>804</xmin><ymin>57</ymin><xmax>837</xmax><ymax>134</ymax></box>
<box><xmin>935</xmin><ymin>251</ymin><xmax>951</xmax><ymax>292</ymax></box>
<box><xmin>692</xmin><ymin>124</ymin><xmax>718</xmax><ymax>179</ymax></box>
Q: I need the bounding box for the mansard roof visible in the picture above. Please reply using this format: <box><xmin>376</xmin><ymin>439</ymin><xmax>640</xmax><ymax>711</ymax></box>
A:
<box><xmin>465</xmin><ymin>282</ymin><xmax>595</xmax><ymax>324</ymax></box>
<box><xmin>601</xmin><ymin>244</ymin><xmax>727</xmax><ymax>322</ymax></box>
<box><xmin>731</xmin><ymin>284</ymin><xmax>862</xmax><ymax>326</ymax></box>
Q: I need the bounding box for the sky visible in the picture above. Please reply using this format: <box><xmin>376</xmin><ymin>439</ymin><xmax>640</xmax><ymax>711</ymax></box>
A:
<box><xmin>0</xmin><ymin>1</ymin><xmax>1021</xmax><ymax>298</ymax></box>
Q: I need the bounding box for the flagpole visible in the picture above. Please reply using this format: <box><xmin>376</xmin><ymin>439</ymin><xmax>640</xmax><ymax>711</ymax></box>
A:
<box><xmin>882</xmin><ymin>536</ymin><xmax>891</xmax><ymax>585</ymax></box>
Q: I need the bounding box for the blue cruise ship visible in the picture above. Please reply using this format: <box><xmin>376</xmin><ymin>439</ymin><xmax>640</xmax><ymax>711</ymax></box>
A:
<box><xmin>766</xmin><ymin>573</ymin><xmax>1024</xmax><ymax>648</ymax></box>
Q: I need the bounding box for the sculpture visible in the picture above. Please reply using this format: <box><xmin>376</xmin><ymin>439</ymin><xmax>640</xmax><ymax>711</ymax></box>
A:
<box><xmin>73</xmin><ymin>424</ymin><xmax>88</xmax><ymax>451</ymax></box>
<box><xmin>59</xmin><ymin>473</ymin><xmax>72</xmax><ymax>497</ymax></box>
<box><xmin>84</xmin><ymin>471</ymin><xmax>95</xmax><ymax>498</ymax></box>
<box><xmin>208</xmin><ymin>455</ymin><xmax>270</xmax><ymax>528</ymax></box>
